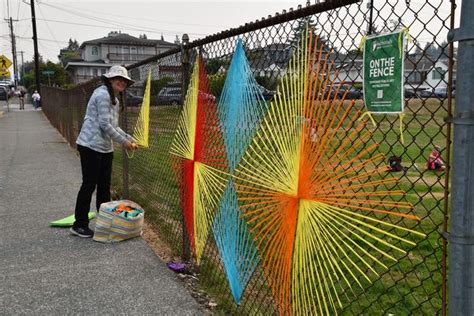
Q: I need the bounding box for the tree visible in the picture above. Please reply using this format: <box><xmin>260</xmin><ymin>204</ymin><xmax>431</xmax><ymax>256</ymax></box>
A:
<box><xmin>20</xmin><ymin>58</ymin><xmax>71</xmax><ymax>91</ymax></box>
<box><xmin>290</xmin><ymin>16</ymin><xmax>315</xmax><ymax>47</ymax></box>
<box><xmin>208</xmin><ymin>74</ymin><xmax>226</xmax><ymax>97</ymax></box>
<box><xmin>346</xmin><ymin>48</ymin><xmax>363</xmax><ymax>59</ymax></box>
<box><xmin>290</xmin><ymin>17</ymin><xmax>331</xmax><ymax>52</ymax></box>
<box><xmin>205</xmin><ymin>58</ymin><xmax>227</xmax><ymax>75</ymax></box>
<box><xmin>149</xmin><ymin>77</ymin><xmax>174</xmax><ymax>95</ymax></box>
<box><xmin>439</xmin><ymin>40</ymin><xmax>449</xmax><ymax>58</ymax></box>
<box><xmin>59</xmin><ymin>39</ymin><xmax>81</xmax><ymax>66</ymax></box>
<box><xmin>66</xmin><ymin>38</ymin><xmax>79</xmax><ymax>51</ymax></box>
<box><xmin>423</xmin><ymin>42</ymin><xmax>441</xmax><ymax>58</ymax></box>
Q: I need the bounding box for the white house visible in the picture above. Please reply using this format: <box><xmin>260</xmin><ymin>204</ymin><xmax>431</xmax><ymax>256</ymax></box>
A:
<box><xmin>333</xmin><ymin>55</ymin><xmax>456</xmax><ymax>93</ymax></box>
<box><xmin>64</xmin><ymin>31</ymin><xmax>177</xmax><ymax>85</ymax></box>
<box><xmin>334</xmin><ymin>59</ymin><xmax>363</xmax><ymax>83</ymax></box>
<box><xmin>422</xmin><ymin>59</ymin><xmax>455</xmax><ymax>90</ymax></box>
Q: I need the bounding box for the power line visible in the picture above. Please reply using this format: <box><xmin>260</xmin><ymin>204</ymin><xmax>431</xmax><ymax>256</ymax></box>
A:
<box><xmin>16</xmin><ymin>0</ymin><xmax>21</xmax><ymax>21</ymax></box>
<box><xmin>34</xmin><ymin>17</ymin><xmax>208</xmax><ymax>38</ymax></box>
<box><xmin>20</xmin><ymin>21</ymin><xmax>31</xmax><ymax>37</ymax></box>
<box><xmin>65</xmin><ymin>3</ymin><xmax>227</xmax><ymax>29</ymax></box>
<box><xmin>15</xmin><ymin>35</ymin><xmax>69</xmax><ymax>44</ymax></box>
<box><xmin>36</xmin><ymin>2</ymin><xmax>62</xmax><ymax>50</ymax></box>
<box><xmin>39</xmin><ymin>3</ymin><xmax>208</xmax><ymax>37</ymax></box>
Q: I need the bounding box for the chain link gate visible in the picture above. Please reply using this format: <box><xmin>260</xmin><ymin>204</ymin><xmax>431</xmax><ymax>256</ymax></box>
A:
<box><xmin>41</xmin><ymin>0</ymin><xmax>457</xmax><ymax>313</ymax></box>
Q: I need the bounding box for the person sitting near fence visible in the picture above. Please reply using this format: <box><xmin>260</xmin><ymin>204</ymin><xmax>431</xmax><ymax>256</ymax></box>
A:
<box><xmin>388</xmin><ymin>155</ymin><xmax>404</xmax><ymax>172</ymax></box>
<box><xmin>427</xmin><ymin>145</ymin><xmax>445</xmax><ymax>171</ymax></box>
<box><xmin>71</xmin><ymin>65</ymin><xmax>138</xmax><ymax>238</ymax></box>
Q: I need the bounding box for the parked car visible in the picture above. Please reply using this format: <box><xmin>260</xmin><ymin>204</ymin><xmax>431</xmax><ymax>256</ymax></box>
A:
<box><xmin>155</xmin><ymin>87</ymin><xmax>182</xmax><ymax>105</ymax></box>
<box><xmin>404</xmin><ymin>88</ymin><xmax>415</xmax><ymax>98</ymax></box>
<box><xmin>336</xmin><ymin>84</ymin><xmax>363</xmax><ymax>99</ymax></box>
<box><xmin>434</xmin><ymin>86</ymin><xmax>449</xmax><ymax>98</ymax></box>
<box><xmin>419</xmin><ymin>88</ymin><xmax>438</xmax><ymax>98</ymax></box>
<box><xmin>0</xmin><ymin>86</ymin><xmax>9</xmax><ymax>101</ymax></box>
<box><xmin>419</xmin><ymin>88</ymin><xmax>436</xmax><ymax>98</ymax></box>
<box><xmin>124</xmin><ymin>91</ymin><xmax>143</xmax><ymax>107</ymax></box>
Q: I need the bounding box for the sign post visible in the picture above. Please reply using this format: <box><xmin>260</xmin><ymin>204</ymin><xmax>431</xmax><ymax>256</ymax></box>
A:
<box><xmin>42</xmin><ymin>70</ymin><xmax>55</xmax><ymax>86</ymax></box>
<box><xmin>0</xmin><ymin>70</ymin><xmax>11</xmax><ymax>78</ymax></box>
<box><xmin>363</xmin><ymin>31</ymin><xmax>404</xmax><ymax>113</ymax></box>
<box><xmin>0</xmin><ymin>55</ymin><xmax>12</xmax><ymax>71</ymax></box>
<box><xmin>0</xmin><ymin>55</ymin><xmax>12</xmax><ymax>82</ymax></box>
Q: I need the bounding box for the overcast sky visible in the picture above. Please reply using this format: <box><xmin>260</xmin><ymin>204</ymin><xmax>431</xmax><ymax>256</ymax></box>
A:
<box><xmin>1</xmin><ymin>0</ymin><xmax>461</xmax><ymax>65</ymax></box>
<box><xmin>1</xmin><ymin>0</ymin><xmax>314</xmax><ymax>63</ymax></box>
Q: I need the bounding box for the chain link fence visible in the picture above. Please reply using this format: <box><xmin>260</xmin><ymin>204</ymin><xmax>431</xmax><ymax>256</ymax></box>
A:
<box><xmin>42</xmin><ymin>0</ymin><xmax>457</xmax><ymax>313</ymax></box>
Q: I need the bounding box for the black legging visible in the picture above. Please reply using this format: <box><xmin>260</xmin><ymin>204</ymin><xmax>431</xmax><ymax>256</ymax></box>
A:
<box><xmin>74</xmin><ymin>144</ymin><xmax>113</xmax><ymax>228</ymax></box>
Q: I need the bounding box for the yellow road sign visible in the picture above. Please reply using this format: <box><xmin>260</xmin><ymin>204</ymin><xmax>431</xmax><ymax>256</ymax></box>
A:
<box><xmin>0</xmin><ymin>55</ymin><xmax>12</xmax><ymax>70</ymax></box>
<box><xmin>0</xmin><ymin>70</ymin><xmax>11</xmax><ymax>77</ymax></box>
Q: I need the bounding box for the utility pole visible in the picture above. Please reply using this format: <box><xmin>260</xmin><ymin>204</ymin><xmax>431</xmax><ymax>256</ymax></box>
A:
<box><xmin>5</xmin><ymin>17</ymin><xmax>19</xmax><ymax>88</ymax></box>
<box><xmin>447</xmin><ymin>0</ymin><xmax>474</xmax><ymax>314</ymax></box>
<box><xmin>19</xmin><ymin>51</ymin><xmax>24</xmax><ymax>85</ymax></box>
<box><xmin>30</xmin><ymin>0</ymin><xmax>41</xmax><ymax>94</ymax></box>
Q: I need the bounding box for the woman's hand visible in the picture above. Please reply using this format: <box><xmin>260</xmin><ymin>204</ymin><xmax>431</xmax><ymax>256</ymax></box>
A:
<box><xmin>123</xmin><ymin>140</ymin><xmax>139</xmax><ymax>150</ymax></box>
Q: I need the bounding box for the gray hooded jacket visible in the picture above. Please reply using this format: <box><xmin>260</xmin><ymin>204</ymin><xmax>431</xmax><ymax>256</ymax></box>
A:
<box><xmin>76</xmin><ymin>85</ymin><xmax>132</xmax><ymax>153</ymax></box>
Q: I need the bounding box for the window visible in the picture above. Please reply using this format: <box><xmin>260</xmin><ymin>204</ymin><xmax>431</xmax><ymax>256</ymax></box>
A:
<box><xmin>100</xmin><ymin>68</ymin><xmax>106</xmax><ymax>75</ymax></box>
<box><xmin>92</xmin><ymin>68</ymin><xmax>98</xmax><ymax>76</ymax></box>
<box><xmin>91</xmin><ymin>46</ymin><xmax>99</xmax><ymax>56</ymax></box>
<box><xmin>131</xmin><ymin>47</ymin><xmax>137</xmax><ymax>61</ymax></box>
<box><xmin>122</xmin><ymin>46</ymin><xmax>130</xmax><ymax>61</ymax></box>
<box><xmin>432</xmin><ymin>67</ymin><xmax>445</xmax><ymax>80</ymax></box>
<box><xmin>407</xmin><ymin>72</ymin><xmax>422</xmax><ymax>83</ymax></box>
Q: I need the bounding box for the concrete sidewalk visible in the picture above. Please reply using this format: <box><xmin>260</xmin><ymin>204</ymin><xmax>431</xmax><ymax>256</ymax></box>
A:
<box><xmin>0</xmin><ymin>102</ymin><xmax>202</xmax><ymax>314</ymax></box>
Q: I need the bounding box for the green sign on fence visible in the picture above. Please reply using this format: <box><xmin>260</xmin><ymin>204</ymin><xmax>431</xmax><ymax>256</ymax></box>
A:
<box><xmin>363</xmin><ymin>31</ymin><xmax>405</xmax><ymax>113</ymax></box>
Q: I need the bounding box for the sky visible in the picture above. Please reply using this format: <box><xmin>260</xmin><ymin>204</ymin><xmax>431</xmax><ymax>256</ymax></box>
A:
<box><xmin>0</xmin><ymin>0</ymin><xmax>461</xmax><ymax>68</ymax></box>
<box><xmin>1</xmin><ymin>0</ymin><xmax>314</xmax><ymax>63</ymax></box>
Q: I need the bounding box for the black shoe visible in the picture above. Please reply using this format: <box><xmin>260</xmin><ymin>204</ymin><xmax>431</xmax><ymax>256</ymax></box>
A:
<box><xmin>70</xmin><ymin>226</ymin><xmax>94</xmax><ymax>238</ymax></box>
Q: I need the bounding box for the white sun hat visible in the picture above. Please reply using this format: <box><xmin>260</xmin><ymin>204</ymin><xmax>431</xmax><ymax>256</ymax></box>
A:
<box><xmin>102</xmin><ymin>65</ymin><xmax>135</xmax><ymax>87</ymax></box>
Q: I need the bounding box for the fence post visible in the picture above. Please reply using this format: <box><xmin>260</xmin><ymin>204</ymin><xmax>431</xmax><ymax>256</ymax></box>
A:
<box><xmin>181</xmin><ymin>34</ymin><xmax>191</xmax><ymax>261</ymax></box>
<box><xmin>447</xmin><ymin>0</ymin><xmax>474</xmax><ymax>314</ymax></box>
<box><xmin>181</xmin><ymin>34</ymin><xmax>191</xmax><ymax>106</ymax></box>
<box><xmin>120</xmin><ymin>91</ymin><xmax>130</xmax><ymax>199</ymax></box>
<box><xmin>367</xmin><ymin>0</ymin><xmax>374</xmax><ymax>35</ymax></box>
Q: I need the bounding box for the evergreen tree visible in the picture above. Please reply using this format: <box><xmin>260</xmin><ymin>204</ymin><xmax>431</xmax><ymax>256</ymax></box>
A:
<box><xmin>66</xmin><ymin>38</ymin><xmax>79</xmax><ymax>51</ymax></box>
<box><xmin>290</xmin><ymin>16</ymin><xmax>331</xmax><ymax>52</ymax></box>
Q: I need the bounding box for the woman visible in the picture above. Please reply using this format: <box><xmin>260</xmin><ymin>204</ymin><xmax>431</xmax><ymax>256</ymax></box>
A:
<box><xmin>31</xmin><ymin>90</ymin><xmax>41</xmax><ymax>109</ymax></box>
<box><xmin>71</xmin><ymin>66</ymin><xmax>138</xmax><ymax>238</ymax></box>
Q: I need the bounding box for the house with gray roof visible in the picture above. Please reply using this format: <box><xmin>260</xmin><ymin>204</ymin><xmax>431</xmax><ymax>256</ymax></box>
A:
<box><xmin>64</xmin><ymin>31</ymin><xmax>177</xmax><ymax>85</ymax></box>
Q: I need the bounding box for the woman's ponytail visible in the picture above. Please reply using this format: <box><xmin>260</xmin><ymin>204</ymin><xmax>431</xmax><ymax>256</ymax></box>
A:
<box><xmin>101</xmin><ymin>77</ymin><xmax>117</xmax><ymax>106</ymax></box>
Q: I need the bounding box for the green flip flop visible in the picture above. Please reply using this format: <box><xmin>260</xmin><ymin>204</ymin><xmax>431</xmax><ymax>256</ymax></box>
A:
<box><xmin>49</xmin><ymin>212</ymin><xmax>96</xmax><ymax>227</ymax></box>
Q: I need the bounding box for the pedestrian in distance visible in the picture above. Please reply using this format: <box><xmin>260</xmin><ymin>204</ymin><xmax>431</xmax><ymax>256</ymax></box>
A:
<box><xmin>71</xmin><ymin>65</ymin><xmax>138</xmax><ymax>238</ymax></box>
<box><xmin>31</xmin><ymin>90</ymin><xmax>41</xmax><ymax>109</ymax></box>
<box><xmin>19</xmin><ymin>88</ymin><xmax>26</xmax><ymax>110</ymax></box>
